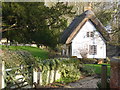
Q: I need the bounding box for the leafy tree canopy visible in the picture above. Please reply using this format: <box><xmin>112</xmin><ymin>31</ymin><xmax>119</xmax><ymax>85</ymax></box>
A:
<box><xmin>2</xmin><ymin>2</ymin><xmax>75</xmax><ymax>48</ymax></box>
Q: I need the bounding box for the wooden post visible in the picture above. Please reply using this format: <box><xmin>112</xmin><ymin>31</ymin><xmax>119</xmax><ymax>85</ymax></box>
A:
<box><xmin>33</xmin><ymin>69</ymin><xmax>38</xmax><ymax>87</ymax></box>
<box><xmin>0</xmin><ymin>61</ymin><xmax>5</xmax><ymax>89</ymax></box>
<box><xmin>101</xmin><ymin>65</ymin><xmax>107</xmax><ymax>88</ymax></box>
<box><xmin>33</xmin><ymin>68</ymin><xmax>42</xmax><ymax>87</ymax></box>
<box><xmin>65</xmin><ymin>44</ymin><xmax>69</xmax><ymax>57</ymax></box>
<box><xmin>53</xmin><ymin>69</ymin><xmax>57</xmax><ymax>82</ymax></box>
<box><xmin>38</xmin><ymin>71</ymin><xmax>42</xmax><ymax>85</ymax></box>
<box><xmin>46</xmin><ymin>71</ymin><xmax>49</xmax><ymax>84</ymax></box>
<box><xmin>110</xmin><ymin>58</ymin><xmax>120</xmax><ymax>89</ymax></box>
<box><xmin>0</xmin><ymin>60</ymin><xmax>2</xmax><ymax>89</ymax></box>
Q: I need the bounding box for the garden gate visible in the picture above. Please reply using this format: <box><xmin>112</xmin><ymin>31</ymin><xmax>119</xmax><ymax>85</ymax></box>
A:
<box><xmin>4</xmin><ymin>64</ymin><xmax>33</xmax><ymax>89</ymax></box>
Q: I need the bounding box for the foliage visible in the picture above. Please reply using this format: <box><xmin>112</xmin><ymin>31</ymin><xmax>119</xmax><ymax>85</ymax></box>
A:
<box><xmin>2</xmin><ymin>2</ymin><xmax>75</xmax><ymax>48</ymax></box>
<box><xmin>78</xmin><ymin>48</ymin><xmax>88</xmax><ymax>58</ymax></box>
<box><xmin>5</xmin><ymin>65</ymin><xmax>33</xmax><ymax>88</ymax></box>
<box><xmin>82</xmin><ymin>64</ymin><xmax>110</xmax><ymax>76</ymax></box>
<box><xmin>47</xmin><ymin>82</ymin><xmax>65</xmax><ymax>88</ymax></box>
<box><xmin>94</xmin><ymin>2</ymin><xmax>120</xmax><ymax>46</ymax></box>
<box><xmin>80</xmin><ymin>58</ymin><xmax>97</xmax><ymax>64</ymax></box>
<box><xmin>58</xmin><ymin>59</ymin><xmax>81</xmax><ymax>83</ymax></box>
<box><xmin>110</xmin><ymin>2</ymin><xmax>120</xmax><ymax>46</ymax></box>
<box><xmin>97</xmin><ymin>79</ymin><xmax>110</xmax><ymax>89</ymax></box>
<box><xmin>56</xmin><ymin>77</ymin><xmax>77</xmax><ymax>84</ymax></box>
<box><xmin>96</xmin><ymin>10</ymin><xmax>112</xmax><ymax>26</ymax></box>
<box><xmin>0</xmin><ymin>49</ymin><xmax>35</xmax><ymax>68</ymax></box>
<box><xmin>106</xmin><ymin>57</ymin><xmax>110</xmax><ymax>64</ymax></box>
<box><xmin>81</xmin><ymin>64</ymin><xmax>96</xmax><ymax>76</ymax></box>
<box><xmin>2</xmin><ymin>45</ymin><xmax>49</xmax><ymax>60</ymax></box>
<box><xmin>35</xmin><ymin>58</ymin><xmax>81</xmax><ymax>85</ymax></box>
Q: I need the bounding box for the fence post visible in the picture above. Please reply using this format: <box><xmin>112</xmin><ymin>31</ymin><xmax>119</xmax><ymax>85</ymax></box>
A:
<box><xmin>46</xmin><ymin>70</ymin><xmax>50</xmax><ymax>84</ymax></box>
<box><xmin>110</xmin><ymin>57</ymin><xmax>120</xmax><ymax>89</ymax></box>
<box><xmin>101</xmin><ymin>65</ymin><xmax>107</xmax><ymax>88</ymax></box>
<box><xmin>33</xmin><ymin>68</ymin><xmax>38</xmax><ymax>87</ymax></box>
<box><xmin>38</xmin><ymin>69</ymin><xmax>42</xmax><ymax>86</ymax></box>
<box><xmin>33</xmin><ymin>68</ymin><xmax>42</xmax><ymax>87</ymax></box>
<box><xmin>0</xmin><ymin>61</ymin><xmax>5</xmax><ymax>89</ymax></box>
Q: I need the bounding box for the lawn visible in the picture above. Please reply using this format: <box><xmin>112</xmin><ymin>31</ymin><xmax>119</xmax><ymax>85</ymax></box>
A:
<box><xmin>83</xmin><ymin>64</ymin><xmax>110</xmax><ymax>76</ymax></box>
<box><xmin>2</xmin><ymin>45</ymin><xmax>49</xmax><ymax>59</ymax></box>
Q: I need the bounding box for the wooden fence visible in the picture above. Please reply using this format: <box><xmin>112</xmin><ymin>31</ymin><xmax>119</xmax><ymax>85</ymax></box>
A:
<box><xmin>33</xmin><ymin>69</ymin><xmax>61</xmax><ymax>87</ymax></box>
<box><xmin>0</xmin><ymin>61</ymin><xmax>61</xmax><ymax>89</ymax></box>
<box><xmin>0</xmin><ymin>61</ymin><xmax>5</xmax><ymax>89</ymax></box>
<box><xmin>2</xmin><ymin>63</ymin><xmax>33</xmax><ymax>89</ymax></box>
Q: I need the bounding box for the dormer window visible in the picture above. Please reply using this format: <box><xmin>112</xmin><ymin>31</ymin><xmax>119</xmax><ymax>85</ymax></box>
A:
<box><xmin>87</xmin><ymin>32</ymin><xmax>94</xmax><ymax>37</ymax></box>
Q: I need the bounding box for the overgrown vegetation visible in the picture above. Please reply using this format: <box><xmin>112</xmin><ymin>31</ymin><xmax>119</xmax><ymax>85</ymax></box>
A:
<box><xmin>2</xmin><ymin>2</ymin><xmax>75</xmax><ymax>48</ymax></box>
<box><xmin>2</xmin><ymin>45</ymin><xmax>49</xmax><ymax>59</ymax></box>
<box><xmin>35</xmin><ymin>58</ymin><xmax>81</xmax><ymax>85</ymax></box>
<box><xmin>80</xmin><ymin>58</ymin><xmax>97</xmax><ymax>64</ymax></box>
<box><xmin>1</xmin><ymin>46</ymin><xmax>82</xmax><ymax>85</ymax></box>
<box><xmin>82</xmin><ymin>64</ymin><xmax>110</xmax><ymax>76</ymax></box>
<box><xmin>1</xmin><ymin>46</ymin><xmax>111</xmax><ymax>87</ymax></box>
<box><xmin>97</xmin><ymin>79</ymin><xmax>110</xmax><ymax>89</ymax></box>
<box><xmin>1</xmin><ymin>49</ymin><xmax>35</xmax><ymax>68</ymax></box>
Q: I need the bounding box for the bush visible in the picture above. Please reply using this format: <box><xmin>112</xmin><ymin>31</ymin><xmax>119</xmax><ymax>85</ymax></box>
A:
<box><xmin>80</xmin><ymin>58</ymin><xmax>97</xmax><ymax>64</ymax></box>
<box><xmin>97</xmin><ymin>79</ymin><xmax>110</xmax><ymax>89</ymax></box>
<box><xmin>58</xmin><ymin>58</ymin><xmax>81</xmax><ymax>83</ymax></box>
<box><xmin>1</xmin><ymin>50</ymin><xmax>36</xmax><ymax>68</ymax></box>
<box><xmin>106</xmin><ymin>57</ymin><xmax>110</xmax><ymax>64</ymax></box>
<box><xmin>81</xmin><ymin>64</ymin><xmax>96</xmax><ymax>76</ymax></box>
<box><xmin>35</xmin><ymin>58</ymin><xmax>81</xmax><ymax>84</ymax></box>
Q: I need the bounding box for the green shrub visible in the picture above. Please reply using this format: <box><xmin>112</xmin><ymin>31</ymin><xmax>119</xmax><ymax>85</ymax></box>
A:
<box><xmin>97</xmin><ymin>79</ymin><xmax>110</xmax><ymax>89</ymax></box>
<box><xmin>82</xmin><ymin>64</ymin><xmax>110</xmax><ymax>76</ymax></box>
<box><xmin>106</xmin><ymin>57</ymin><xmax>110</xmax><ymax>64</ymax></box>
<box><xmin>56</xmin><ymin>77</ymin><xmax>77</xmax><ymax>84</ymax></box>
<box><xmin>35</xmin><ymin>58</ymin><xmax>81</xmax><ymax>84</ymax></box>
<box><xmin>1</xmin><ymin>50</ymin><xmax>36</xmax><ymax>68</ymax></box>
<box><xmin>80</xmin><ymin>58</ymin><xmax>97</xmax><ymax>64</ymax></box>
<box><xmin>58</xmin><ymin>58</ymin><xmax>81</xmax><ymax>83</ymax></box>
<box><xmin>81</xmin><ymin>64</ymin><xmax>96</xmax><ymax>76</ymax></box>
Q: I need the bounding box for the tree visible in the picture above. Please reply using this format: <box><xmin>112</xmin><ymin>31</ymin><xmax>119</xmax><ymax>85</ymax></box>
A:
<box><xmin>2</xmin><ymin>2</ymin><xmax>75</xmax><ymax>48</ymax></box>
<box><xmin>110</xmin><ymin>2</ymin><xmax>120</xmax><ymax>44</ymax></box>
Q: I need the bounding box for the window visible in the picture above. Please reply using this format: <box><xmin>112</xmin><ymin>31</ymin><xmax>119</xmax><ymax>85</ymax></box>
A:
<box><xmin>87</xmin><ymin>32</ymin><xmax>94</xmax><ymax>37</ymax></box>
<box><xmin>90</xmin><ymin>32</ymin><xmax>94</xmax><ymax>37</ymax></box>
<box><xmin>87</xmin><ymin>32</ymin><xmax>89</xmax><ymax>37</ymax></box>
<box><xmin>89</xmin><ymin>45</ymin><xmax>97</xmax><ymax>55</ymax></box>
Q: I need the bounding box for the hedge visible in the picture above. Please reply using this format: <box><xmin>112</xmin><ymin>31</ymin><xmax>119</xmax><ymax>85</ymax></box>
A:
<box><xmin>0</xmin><ymin>50</ymin><xmax>35</xmax><ymax>68</ymax></box>
<box><xmin>36</xmin><ymin>58</ymin><xmax>81</xmax><ymax>84</ymax></box>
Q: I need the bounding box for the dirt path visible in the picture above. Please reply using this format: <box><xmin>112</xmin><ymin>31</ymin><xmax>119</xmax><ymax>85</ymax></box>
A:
<box><xmin>65</xmin><ymin>76</ymin><xmax>100</xmax><ymax>88</ymax></box>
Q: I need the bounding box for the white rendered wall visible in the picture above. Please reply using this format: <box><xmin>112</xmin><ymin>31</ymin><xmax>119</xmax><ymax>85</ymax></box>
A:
<box><xmin>72</xmin><ymin>20</ymin><xmax>106</xmax><ymax>58</ymax></box>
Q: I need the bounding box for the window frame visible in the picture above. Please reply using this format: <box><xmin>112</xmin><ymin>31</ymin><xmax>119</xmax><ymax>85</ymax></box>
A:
<box><xmin>86</xmin><ymin>31</ymin><xmax>94</xmax><ymax>37</ymax></box>
<box><xmin>89</xmin><ymin>45</ymin><xmax>97</xmax><ymax>55</ymax></box>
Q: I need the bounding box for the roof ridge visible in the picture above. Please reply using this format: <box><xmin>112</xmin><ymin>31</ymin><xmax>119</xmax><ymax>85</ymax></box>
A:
<box><xmin>60</xmin><ymin>10</ymin><xmax>109</xmax><ymax>44</ymax></box>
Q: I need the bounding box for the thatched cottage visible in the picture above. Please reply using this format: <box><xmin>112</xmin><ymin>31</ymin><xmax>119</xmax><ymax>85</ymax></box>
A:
<box><xmin>60</xmin><ymin>10</ymin><xmax>109</xmax><ymax>59</ymax></box>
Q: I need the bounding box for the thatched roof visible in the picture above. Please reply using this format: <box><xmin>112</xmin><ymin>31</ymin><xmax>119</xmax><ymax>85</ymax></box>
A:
<box><xmin>60</xmin><ymin>10</ymin><xmax>109</xmax><ymax>44</ymax></box>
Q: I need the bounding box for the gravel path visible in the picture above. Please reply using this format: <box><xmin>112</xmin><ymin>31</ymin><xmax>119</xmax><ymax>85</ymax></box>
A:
<box><xmin>65</xmin><ymin>76</ymin><xmax>100</xmax><ymax>88</ymax></box>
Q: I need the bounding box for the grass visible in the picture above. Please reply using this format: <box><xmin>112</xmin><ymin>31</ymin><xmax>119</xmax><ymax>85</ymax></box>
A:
<box><xmin>56</xmin><ymin>77</ymin><xmax>77</xmax><ymax>84</ymax></box>
<box><xmin>1</xmin><ymin>45</ymin><xmax>49</xmax><ymax>59</ymax></box>
<box><xmin>83</xmin><ymin>64</ymin><xmax>110</xmax><ymax>76</ymax></box>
